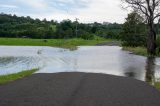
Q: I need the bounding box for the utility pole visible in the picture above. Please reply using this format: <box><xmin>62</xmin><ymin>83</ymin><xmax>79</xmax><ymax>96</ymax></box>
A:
<box><xmin>75</xmin><ymin>18</ymin><xmax>79</xmax><ymax>38</ymax></box>
<box><xmin>158</xmin><ymin>18</ymin><xmax>160</xmax><ymax>34</ymax></box>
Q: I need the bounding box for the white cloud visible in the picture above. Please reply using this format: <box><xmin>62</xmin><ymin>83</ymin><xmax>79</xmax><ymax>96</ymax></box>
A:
<box><xmin>76</xmin><ymin>0</ymin><xmax>128</xmax><ymax>23</ymax></box>
<box><xmin>1</xmin><ymin>0</ymin><xmax>129</xmax><ymax>23</ymax></box>
<box><xmin>0</xmin><ymin>4</ymin><xmax>18</xmax><ymax>8</ymax></box>
<box><xmin>33</xmin><ymin>0</ymin><xmax>128</xmax><ymax>23</ymax></box>
<box><xmin>17</xmin><ymin>0</ymin><xmax>47</xmax><ymax>8</ymax></box>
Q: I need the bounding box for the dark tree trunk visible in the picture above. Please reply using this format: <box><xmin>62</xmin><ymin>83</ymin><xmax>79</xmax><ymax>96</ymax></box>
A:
<box><xmin>145</xmin><ymin>57</ymin><xmax>155</xmax><ymax>84</ymax></box>
<box><xmin>147</xmin><ymin>19</ymin><xmax>157</xmax><ymax>55</ymax></box>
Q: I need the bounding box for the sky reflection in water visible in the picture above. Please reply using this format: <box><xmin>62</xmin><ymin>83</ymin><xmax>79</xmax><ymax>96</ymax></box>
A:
<box><xmin>0</xmin><ymin>46</ymin><xmax>160</xmax><ymax>83</ymax></box>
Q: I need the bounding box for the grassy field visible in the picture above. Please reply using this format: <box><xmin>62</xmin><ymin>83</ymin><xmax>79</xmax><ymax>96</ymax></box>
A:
<box><xmin>155</xmin><ymin>82</ymin><xmax>160</xmax><ymax>91</ymax></box>
<box><xmin>122</xmin><ymin>34</ymin><xmax>160</xmax><ymax>57</ymax></box>
<box><xmin>122</xmin><ymin>47</ymin><xmax>148</xmax><ymax>56</ymax></box>
<box><xmin>0</xmin><ymin>69</ymin><xmax>38</xmax><ymax>85</ymax></box>
<box><xmin>0</xmin><ymin>38</ymin><xmax>113</xmax><ymax>49</ymax></box>
<box><xmin>122</xmin><ymin>46</ymin><xmax>160</xmax><ymax>57</ymax></box>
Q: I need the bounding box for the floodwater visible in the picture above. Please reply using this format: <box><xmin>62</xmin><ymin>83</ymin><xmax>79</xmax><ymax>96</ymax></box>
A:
<box><xmin>0</xmin><ymin>46</ymin><xmax>160</xmax><ymax>82</ymax></box>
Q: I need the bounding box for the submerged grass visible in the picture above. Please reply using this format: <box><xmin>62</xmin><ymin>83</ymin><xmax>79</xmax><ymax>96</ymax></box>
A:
<box><xmin>122</xmin><ymin>47</ymin><xmax>148</xmax><ymax>56</ymax></box>
<box><xmin>0</xmin><ymin>69</ymin><xmax>38</xmax><ymax>85</ymax></box>
<box><xmin>0</xmin><ymin>38</ymin><xmax>113</xmax><ymax>49</ymax></box>
<box><xmin>122</xmin><ymin>46</ymin><xmax>160</xmax><ymax>57</ymax></box>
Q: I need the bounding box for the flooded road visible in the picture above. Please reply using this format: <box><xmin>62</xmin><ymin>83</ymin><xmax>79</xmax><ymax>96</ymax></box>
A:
<box><xmin>0</xmin><ymin>46</ymin><xmax>160</xmax><ymax>82</ymax></box>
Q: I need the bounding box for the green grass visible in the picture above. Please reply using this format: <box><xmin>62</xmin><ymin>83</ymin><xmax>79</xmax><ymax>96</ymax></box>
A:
<box><xmin>122</xmin><ymin>34</ymin><xmax>160</xmax><ymax>57</ymax></box>
<box><xmin>0</xmin><ymin>69</ymin><xmax>38</xmax><ymax>85</ymax></box>
<box><xmin>122</xmin><ymin>47</ymin><xmax>148</xmax><ymax>56</ymax></box>
<box><xmin>122</xmin><ymin>46</ymin><xmax>160</xmax><ymax>57</ymax></box>
<box><xmin>0</xmin><ymin>38</ymin><xmax>113</xmax><ymax>49</ymax></box>
<box><xmin>155</xmin><ymin>82</ymin><xmax>160</xmax><ymax>91</ymax></box>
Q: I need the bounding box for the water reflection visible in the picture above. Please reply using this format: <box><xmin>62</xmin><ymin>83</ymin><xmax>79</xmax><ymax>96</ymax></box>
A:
<box><xmin>145</xmin><ymin>57</ymin><xmax>156</xmax><ymax>84</ymax></box>
<box><xmin>0</xmin><ymin>56</ymin><xmax>41</xmax><ymax>75</ymax></box>
<box><xmin>0</xmin><ymin>57</ymin><xmax>15</xmax><ymax>67</ymax></box>
<box><xmin>0</xmin><ymin>46</ymin><xmax>160</xmax><ymax>82</ymax></box>
<box><xmin>124</xmin><ymin>68</ymin><xmax>136</xmax><ymax>78</ymax></box>
<box><xmin>119</xmin><ymin>50</ymin><xmax>146</xmax><ymax>81</ymax></box>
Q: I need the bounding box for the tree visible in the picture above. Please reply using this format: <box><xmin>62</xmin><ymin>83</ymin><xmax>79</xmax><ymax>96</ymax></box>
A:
<box><xmin>121</xmin><ymin>12</ymin><xmax>146</xmax><ymax>46</ymax></box>
<box><xmin>122</xmin><ymin>0</ymin><xmax>160</xmax><ymax>55</ymax></box>
<box><xmin>0</xmin><ymin>13</ymin><xmax>123</xmax><ymax>40</ymax></box>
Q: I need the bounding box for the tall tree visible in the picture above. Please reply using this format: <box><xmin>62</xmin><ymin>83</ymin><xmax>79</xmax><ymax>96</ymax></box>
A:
<box><xmin>122</xmin><ymin>0</ymin><xmax>160</xmax><ymax>55</ymax></box>
<box><xmin>121</xmin><ymin>12</ymin><xmax>146</xmax><ymax>47</ymax></box>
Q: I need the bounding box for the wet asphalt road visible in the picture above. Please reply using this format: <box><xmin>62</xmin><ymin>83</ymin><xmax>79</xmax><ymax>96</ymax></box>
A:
<box><xmin>0</xmin><ymin>72</ymin><xmax>160</xmax><ymax>106</ymax></box>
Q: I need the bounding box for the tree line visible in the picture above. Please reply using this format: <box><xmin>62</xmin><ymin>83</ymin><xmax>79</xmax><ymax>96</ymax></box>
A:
<box><xmin>0</xmin><ymin>13</ymin><xmax>122</xmax><ymax>40</ymax></box>
<box><xmin>1</xmin><ymin>12</ymin><xmax>160</xmax><ymax>55</ymax></box>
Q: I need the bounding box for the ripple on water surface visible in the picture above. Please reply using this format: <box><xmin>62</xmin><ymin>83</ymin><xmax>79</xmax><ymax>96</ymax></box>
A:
<box><xmin>0</xmin><ymin>46</ymin><xmax>160</xmax><ymax>82</ymax></box>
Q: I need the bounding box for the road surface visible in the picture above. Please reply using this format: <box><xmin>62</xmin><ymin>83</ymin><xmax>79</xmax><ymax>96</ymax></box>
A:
<box><xmin>0</xmin><ymin>72</ymin><xmax>160</xmax><ymax>106</ymax></box>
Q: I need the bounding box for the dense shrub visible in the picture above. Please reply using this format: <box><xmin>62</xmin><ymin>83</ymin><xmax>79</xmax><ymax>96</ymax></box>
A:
<box><xmin>121</xmin><ymin>33</ymin><xmax>146</xmax><ymax>47</ymax></box>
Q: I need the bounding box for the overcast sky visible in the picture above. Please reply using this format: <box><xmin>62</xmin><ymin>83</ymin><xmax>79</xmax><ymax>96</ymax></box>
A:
<box><xmin>0</xmin><ymin>0</ymin><xmax>130</xmax><ymax>23</ymax></box>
